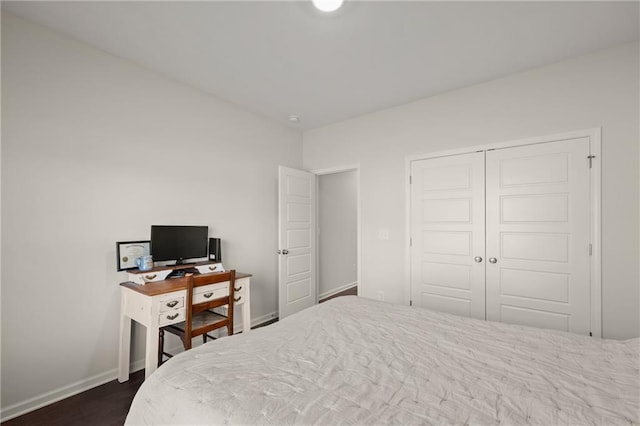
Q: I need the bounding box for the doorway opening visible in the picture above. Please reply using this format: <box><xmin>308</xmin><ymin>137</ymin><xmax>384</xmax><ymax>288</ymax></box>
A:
<box><xmin>315</xmin><ymin>167</ymin><xmax>360</xmax><ymax>303</ymax></box>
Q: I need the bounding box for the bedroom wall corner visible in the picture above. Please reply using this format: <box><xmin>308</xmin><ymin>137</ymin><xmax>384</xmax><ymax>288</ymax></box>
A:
<box><xmin>0</xmin><ymin>13</ymin><xmax>302</xmax><ymax>419</ymax></box>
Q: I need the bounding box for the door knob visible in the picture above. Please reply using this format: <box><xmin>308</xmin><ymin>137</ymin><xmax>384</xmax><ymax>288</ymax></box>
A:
<box><xmin>474</xmin><ymin>256</ymin><xmax>483</xmax><ymax>263</ymax></box>
<box><xmin>489</xmin><ymin>257</ymin><xmax>497</xmax><ymax>264</ymax></box>
<box><xmin>282</xmin><ymin>249</ymin><xmax>289</xmax><ymax>255</ymax></box>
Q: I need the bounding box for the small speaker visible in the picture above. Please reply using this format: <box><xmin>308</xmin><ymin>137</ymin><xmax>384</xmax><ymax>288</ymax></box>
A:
<box><xmin>209</xmin><ymin>238</ymin><xmax>222</xmax><ymax>262</ymax></box>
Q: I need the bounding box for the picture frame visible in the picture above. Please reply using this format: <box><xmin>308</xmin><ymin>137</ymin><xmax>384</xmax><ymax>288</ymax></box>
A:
<box><xmin>116</xmin><ymin>240</ymin><xmax>151</xmax><ymax>271</ymax></box>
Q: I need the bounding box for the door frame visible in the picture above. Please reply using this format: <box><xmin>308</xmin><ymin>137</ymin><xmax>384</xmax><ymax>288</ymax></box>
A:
<box><xmin>405</xmin><ymin>128</ymin><xmax>602</xmax><ymax>337</ymax></box>
<box><xmin>311</xmin><ymin>164</ymin><xmax>361</xmax><ymax>302</ymax></box>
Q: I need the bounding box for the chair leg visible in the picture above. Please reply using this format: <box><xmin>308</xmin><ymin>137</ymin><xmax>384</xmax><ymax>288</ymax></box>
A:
<box><xmin>158</xmin><ymin>329</ymin><xmax>165</xmax><ymax>367</ymax></box>
<box><xmin>203</xmin><ymin>334</ymin><xmax>207</xmax><ymax>344</ymax></box>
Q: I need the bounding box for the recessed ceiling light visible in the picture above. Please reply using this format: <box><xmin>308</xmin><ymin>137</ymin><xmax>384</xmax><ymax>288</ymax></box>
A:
<box><xmin>312</xmin><ymin>0</ymin><xmax>344</xmax><ymax>13</ymax></box>
<box><xmin>289</xmin><ymin>115</ymin><xmax>300</xmax><ymax>124</ymax></box>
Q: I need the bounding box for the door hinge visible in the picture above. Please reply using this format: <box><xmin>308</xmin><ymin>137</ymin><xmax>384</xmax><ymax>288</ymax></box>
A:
<box><xmin>588</xmin><ymin>155</ymin><xmax>596</xmax><ymax>168</ymax></box>
<box><xmin>410</xmin><ymin>300</ymin><xmax>413</xmax><ymax>307</ymax></box>
<box><xmin>409</xmin><ymin>175</ymin><xmax>412</xmax><ymax>184</ymax></box>
<box><xmin>410</xmin><ymin>237</ymin><xmax>412</xmax><ymax>247</ymax></box>
<box><xmin>589</xmin><ymin>332</ymin><xmax>593</xmax><ymax>337</ymax></box>
<box><xmin>589</xmin><ymin>244</ymin><xmax>592</xmax><ymax>256</ymax></box>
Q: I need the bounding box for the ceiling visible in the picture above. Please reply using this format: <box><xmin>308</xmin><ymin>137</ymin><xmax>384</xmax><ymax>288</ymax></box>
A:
<box><xmin>3</xmin><ymin>1</ymin><xmax>639</xmax><ymax>130</ymax></box>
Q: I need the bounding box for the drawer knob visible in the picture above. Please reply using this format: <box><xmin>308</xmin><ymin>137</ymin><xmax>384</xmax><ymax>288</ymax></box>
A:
<box><xmin>234</xmin><ymin>286</ymin><xmax>243</xmax><ymax>292</ymax></box>
<box><xmin>204</xmin><ymin>292</ymin><xmax>214</xmax><ymax>298</ymax></box>
<box><xmin>166</xmin><ymin>313</ymin><xmax>179</xmax><ymax>320</ymax></box>
<box><xmin>234</xmin><ymin>296</ymin><xmax>242</xmax><ymax>302</ymax></box>
<box><xmin>166</xmin><ymin>300</ymin><xmax>178</xmax><ymax>308</ymax></box>
<box><xmin>143</xmin><ymin>274</ymin><xmax>157</xmax><ymax>281</ymax></box>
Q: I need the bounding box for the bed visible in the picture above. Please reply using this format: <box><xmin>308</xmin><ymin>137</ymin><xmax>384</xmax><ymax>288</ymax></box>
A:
<box><xmin>126</xmin><ymin>296</ymin><xmax>639</xmax><ymax>425</ymax></box>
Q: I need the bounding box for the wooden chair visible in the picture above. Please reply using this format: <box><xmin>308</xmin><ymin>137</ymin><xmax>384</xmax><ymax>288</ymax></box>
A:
<box><xmin>158</xmin><ymin>270</ymin><xmax>236</xmax><ymax>366</ymax></box>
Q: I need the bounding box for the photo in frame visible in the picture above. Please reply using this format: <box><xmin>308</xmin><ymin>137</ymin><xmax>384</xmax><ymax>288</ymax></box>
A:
<box><xmin>116</xmin><ymin>240</ymin><xmax>151</xmax><ymax>271</ymax></box>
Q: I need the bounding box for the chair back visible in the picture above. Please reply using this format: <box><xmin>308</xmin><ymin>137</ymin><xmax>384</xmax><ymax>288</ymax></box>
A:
<box><xmin>184</xmin><ymin>270</ymin><xmax>236</xmax><ymax>346</ymax></box>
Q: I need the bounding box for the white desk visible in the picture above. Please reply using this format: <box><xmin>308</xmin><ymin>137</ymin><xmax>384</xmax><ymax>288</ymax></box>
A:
<box><xmin>118</xmin><ymin>271</ymin><xmax>251</xmax><ymax>382</ymax></box>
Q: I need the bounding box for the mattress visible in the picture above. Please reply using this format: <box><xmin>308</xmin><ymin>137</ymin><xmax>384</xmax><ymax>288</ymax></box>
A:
<box><xmin>126</xmin><ymin>296</ymin><xmax>639</xmax><ymax>425</ymax></box>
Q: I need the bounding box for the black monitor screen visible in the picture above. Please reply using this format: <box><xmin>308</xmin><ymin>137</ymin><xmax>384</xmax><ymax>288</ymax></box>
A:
<box><xmin>151</xmin><ymin>225</ymin><xmax>208</xmax><ymax>263</ymax></box>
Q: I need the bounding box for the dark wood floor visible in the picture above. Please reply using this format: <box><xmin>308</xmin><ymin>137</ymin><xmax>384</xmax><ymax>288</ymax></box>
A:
<box><xmin>3</xmin><ymin>285</ymin><xmax>358</xmax><ymax>426</ymax></box>
<box><xmin>2</xmin><ymin>370</ymin><xmax>145</xmax><ymax>426</ymax></box>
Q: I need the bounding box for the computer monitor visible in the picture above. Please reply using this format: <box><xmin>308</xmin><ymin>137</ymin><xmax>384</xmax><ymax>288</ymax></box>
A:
<box><xmin>150</xmin><ymin>225</ymin><xmax>208</xmax><ymax>264</ymax></box>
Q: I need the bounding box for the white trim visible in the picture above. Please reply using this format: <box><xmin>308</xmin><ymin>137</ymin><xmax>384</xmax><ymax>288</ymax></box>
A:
<box><xmin>0</xmin><ymin>358</ymin><xmax>146</xmax><ymax>422</ymax></box>
<box><xmin>589</xmin><ymin>128</ymin><xmax>602</xmax><ymax>338</ymax></box>
<box><xmin>405</xmin><ymin>128</ymin><xmax>603</xmax><ymax>336</ymax></box>
<box><xmin>311</xmin><ymin>165</ymin><xmax>362</xmax><ymax>303</ymax></box>
<box><xmin>228</xmin><ymin>310</ymin><xmax>278</xmax><ymax>331</ymax></box>
<box><xmin>1</xmin><ymin>308</ymin><xmax>279</xmax><ymax>422</ymax></box>
<box><xmin>318</xmin><ymin>281</ymin><xmax>358</xmax><ymax>300</ymax></box>
<box><xmin>404</xmin><ymin>157</ymin><xmax>412</xmax><ymax>306</ymax></box>
<box><xmin>251</xmin><ymin>311</ymin><xmax>278</xmax><ymax>328</ymax></box>
<box><xmin>310</xmin><ymin>164</ymin><xmax>359</xmax><ymax>175</ymax></box>
<box><xmin>405</xmin><ymin>128</ymin><xmax>603</xmax><ymax>162</ymax></box>
<box><xmin>356</xmin><ymin>168</ymin><xmax>362</xmax><ymax>300</ymax></box>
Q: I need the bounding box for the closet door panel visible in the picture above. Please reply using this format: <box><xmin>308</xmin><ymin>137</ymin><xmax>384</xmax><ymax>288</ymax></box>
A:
<box><xmin>410</xmin><ymin>152</ymin><xmax>485</xmax><ymax>319</ymax></box>
<box><xmin>485</xmin><ymin>138</ymin><xmax>591</xmax><ymax>334</ymax></box>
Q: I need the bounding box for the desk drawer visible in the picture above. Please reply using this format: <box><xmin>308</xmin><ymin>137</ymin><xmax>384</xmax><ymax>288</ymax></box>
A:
<box><xmin>195</xmin><ymin>263</ymin><xmax>225</xmax><ymax>274</ymax></box>
<box><xmin>158</xmin><ymin>308</ymin><xmax>185</xmax><ymax>326</ymax></box>
<box><xmin>194</xmin><ymin>283</ymin><xmax>228</xmax><ymax>304</ymax></box>
<box><xmin>233</xmin><ymin>278</ymin><xmax>248</xmax><ymax>303</ymax></box>
<box><xmin>129</xmin><ymin>270</ymin><xmax>171</xmax><ymax>285</ymax></box>
<box><xmin>193</xmin><ymin>280</ymin><xmax>246</xmax><ymax>304</ymax></box>
<box><xmin>159</xmin><ymin>296</ymin><xmax>184</xmax><ymax>313</ymax></box>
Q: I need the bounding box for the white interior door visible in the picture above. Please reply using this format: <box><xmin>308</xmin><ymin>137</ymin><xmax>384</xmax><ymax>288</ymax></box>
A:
<box><xmin>278</xmin><ymin>166</ymin><xmax>317</xmax><ymax>319</ymax></box>
<box><xmin>410</xmin><ymin>152</ymin><xmax>486</xmax><ymax>319</ymax></box>
<box><xmin>485</xmin><ymin>138</ymin><xmax>591</xmax><ymax>334</ymax></box>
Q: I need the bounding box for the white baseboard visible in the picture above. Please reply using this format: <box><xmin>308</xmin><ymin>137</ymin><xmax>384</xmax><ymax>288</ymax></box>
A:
<box><xmin>0</xmin><ymin>311</ymin><xmax>279</xmax><ymax>422</ymax></box>
<box><xmin>0</xmin><ymin>357</ymin><xmax>145</xmax><ymax>422</ymax></box>
<box><xmin>250</xmin><ymin>311</ymin><xmax>278</xmax><ymax>328</ymax></box>
<box><xmin>319</xmin><ymin>281</ymin><xmax>357</xmax><ymax>300</ymax></box>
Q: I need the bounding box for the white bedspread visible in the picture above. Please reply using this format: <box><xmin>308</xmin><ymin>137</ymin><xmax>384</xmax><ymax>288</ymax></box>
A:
<box><xmin>126</xmin><ymin>296</ymin><xmax>639</xmax><ymax>425</ymax></box>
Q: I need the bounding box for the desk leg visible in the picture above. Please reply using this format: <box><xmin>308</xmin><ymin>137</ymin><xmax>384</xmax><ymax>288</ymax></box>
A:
<box><xmin>242</xmin><ymin>284</ymin><xmax>251</xmax><ymax>334</ymax></box>
<box><xmin>144</xmin><ymin>324</ymin><xmax>159</xmax><ymax>379</ymax></box>
<box><xmin>118</xmin><ymin>313</ymin><xmax>131</xmax><ymax>383</ymax></box>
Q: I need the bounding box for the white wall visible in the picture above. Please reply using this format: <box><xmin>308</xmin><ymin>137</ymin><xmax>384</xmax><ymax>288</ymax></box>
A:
<box><xmin>318</xmin><ymin>171</ymin><xmax>357</xmax><ymax>297</ymax></box>
<box><xmin>304</xmin><ymin>42</ymin><xmax>640</xmax><ymax>340</ymax></box>
<box><xmin>1</xmin><ymin>13</ymin><xmax>302</xmax><ymax>415</ymax></box>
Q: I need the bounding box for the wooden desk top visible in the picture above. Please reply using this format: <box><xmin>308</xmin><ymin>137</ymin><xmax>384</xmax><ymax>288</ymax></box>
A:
<box><xmin>120</xmin><ymin>272</ymin><xmax>252</xmax><ymax>297</ymax></box>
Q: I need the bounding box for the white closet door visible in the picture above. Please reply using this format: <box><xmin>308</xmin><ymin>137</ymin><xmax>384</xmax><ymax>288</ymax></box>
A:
<box><xmin>485</xmin><ymin>138</ymin><xmax>591</xmax><ymax>334</ymax></box>
<box><xmin>410</xmin><ymin>152</ymin><xmax>486</xmax><ymax>319</ymax></box>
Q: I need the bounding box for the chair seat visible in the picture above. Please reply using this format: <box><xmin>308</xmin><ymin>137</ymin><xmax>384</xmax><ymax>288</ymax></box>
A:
<box><xmin>168</xmin><ymin>310</ymin><xmax>228</xmax><ymax>332</ymax></box>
